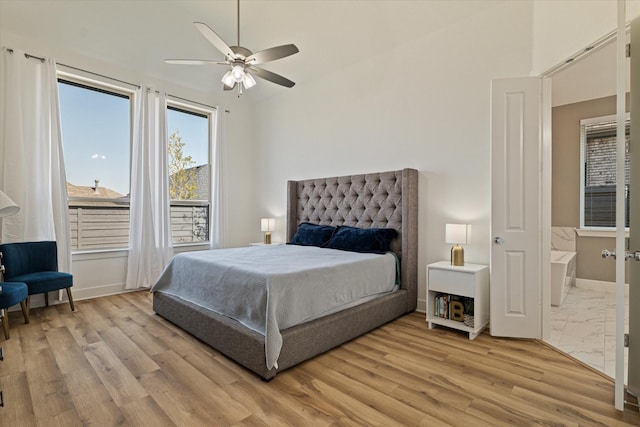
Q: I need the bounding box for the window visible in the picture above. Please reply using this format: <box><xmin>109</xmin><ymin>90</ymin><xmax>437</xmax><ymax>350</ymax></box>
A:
<box><xmin>580</xmin><ymin>114</ymin><xmax>631</xmax><ymax>229</ymax></box>
<box><xmin>167</xmin><ymin>104</ymin><xmax>211</xmax><ymax>245</ymax></box>
<box><xmin>58</xmin><ymin>76</ymin><xmax>213</xmax><ymax>250</ymax></box>
<box><xmin>58</xmin><ymin>78</ymin><xmax>132</xmax><ymax>250</ymax></box>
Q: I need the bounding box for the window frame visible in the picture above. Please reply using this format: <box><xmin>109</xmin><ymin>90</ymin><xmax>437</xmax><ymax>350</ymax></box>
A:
<box><xmin>57</xmin><ymin>73</ymin><xmax>135</xmax><ymax>253</ymax></box>
<box><xmin>58</xmin><ymin>72</ymin><xmax>215</xmax><ymax>252</ymax></box>
<box><xmin>579</xmin><ymin>113</ymin><xmax>631</xmax><ymax>231</ymax></box>
<box><xmin>166</xmin><ymin>97</ymin><xmax>214</xmax><ymax>247</ymax></box>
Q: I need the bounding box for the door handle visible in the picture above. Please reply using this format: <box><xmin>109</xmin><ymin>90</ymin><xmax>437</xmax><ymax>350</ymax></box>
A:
<box><xmin>601</xmin><ymin>249</ymin><xmax>640</xmax><ymax>261</ymax></box>
<box><xmin>494</xmin><ymin>236</ymin><xmax>505</xmax><ymax>245</ymax></box>
<box><xmin>602</xmin><ymin>249</ymin><xmax>616</xmax><ymax>259</ymax></box>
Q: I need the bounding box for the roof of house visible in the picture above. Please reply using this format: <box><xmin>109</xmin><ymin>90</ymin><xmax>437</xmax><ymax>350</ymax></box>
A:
<box><xmin>67</xmin><ymin>182</ymin><xmax>124</xmax><ymax>199</ymax></box>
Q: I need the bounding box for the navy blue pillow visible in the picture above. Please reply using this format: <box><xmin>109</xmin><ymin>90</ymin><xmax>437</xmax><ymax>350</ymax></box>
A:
<box><xmin>289</xmin><ymin>223</ymin><xmax>336</xmax><ymax>247</ymax></box>
<box><xmin>325</xmin><ymin>226</ymin><xmax>398</xmax><ymax>254</ymax></box>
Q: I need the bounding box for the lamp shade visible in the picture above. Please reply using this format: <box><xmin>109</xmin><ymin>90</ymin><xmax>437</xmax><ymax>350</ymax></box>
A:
<box><xmin>445</xmin><ymin>224</ymin><xmax>470</xmax><ymax>245</ymax></box>
<box><xmin>0</xmin><ymin>190</ymin><xmax>19</xmax><ymax>217</ymax></box>
<box><xmin>261</xmin><ymin>218</ymin><xmax>275</xmax><ymax>232</ymax></box>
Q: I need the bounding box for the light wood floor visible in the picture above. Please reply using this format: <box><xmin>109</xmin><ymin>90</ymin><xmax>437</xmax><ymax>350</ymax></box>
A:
<box><xmin>0</xmin><ymin>291</ymin><xmax>639</xmax><ymax>426</ymax></box>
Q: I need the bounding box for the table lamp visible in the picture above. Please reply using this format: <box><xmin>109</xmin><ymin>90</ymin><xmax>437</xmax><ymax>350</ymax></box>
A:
<box><xmin>446</xmin><ymin>223</ymin><xmax>470</xmax><ymax>266</ymax></box>
<box><xmin>261</xmin><ymin>218</ymin><xmax>275</xmax><ymax>244</ymax></box>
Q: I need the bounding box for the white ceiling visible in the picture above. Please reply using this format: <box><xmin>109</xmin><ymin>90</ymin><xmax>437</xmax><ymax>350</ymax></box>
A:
<box><xmin>0</xmin><ymin>0</ymin><xmax>506</xmax><ymax>99</ymax></box>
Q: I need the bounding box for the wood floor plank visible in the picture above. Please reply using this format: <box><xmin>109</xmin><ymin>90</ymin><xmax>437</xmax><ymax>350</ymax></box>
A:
<box><xmin>0</xmin><ymin>327</ymin><xmax>25</xmax><ymax>377</ymax></box>
<box><xmin>108</xmin><ymin>314</ymin><xmax>171</xmax><ymax>357</ymax></box>
<box><xmin>44</xmin><ymin>326</ymin><xmax>94</xmax><ymax>375</ymax></box>
<box><xmin>23</xmin><ymin>346</ymin><xmax>74</xmax><ymax>422</ymax></box>
<box><xmin>1</xmin><ymin>293</ymin><xmax>638</xmax><ymax>426</ymax></box>
<box><xmin>0</xmin><ymin>372</ymin><xmax>36</xmax><ymax>427</ymax></box>
<box><xmin>62</xmin><ymin>366</ymin><xmax>129</xmax><ymax>426</ymax></box>
<box><xmin>46</xmin><ymin>408</ymin><xmax>84</xmax><ymax>427</ymax></box>
<box><xmin>97</xmin><ymin>326</ymin><xmax>160</xmax><ymax>378</ymax></box>
<box><xmin>151</xmin><ymin>350</ymin><xmax>251</xmax><ymax>424</ymax></box>
<box><xmin>225</xmin><ymin>379</ymin><xmax>315</xmax><ymax>426</ymax></box>
<box><xmin>120</xmin><ymin>394</ymin><xmax>176</xmax><ymax>427</ymax></box>
<box><xmin>83</xmin><ymin>340</ymin><xmax>149</xmax><ymax>407</ymax></box>
<box><xmin>302</xmin><ymin>358</ymin><xmax>432</xmax><ymax>426</ymax></box>
<box><xmin>57</xmin><ymin>307</ymin><xmax>102</xmax><ymax>347</ymax></box>
<box><xmin>138</xmin><ymin>367</ymin><xmax>223</xmax><ymax>426</ymax></box>
<box><xmin>300</xmin><ymin>375</ymin><xmax>406</xmax><ymax>426</ymax></box>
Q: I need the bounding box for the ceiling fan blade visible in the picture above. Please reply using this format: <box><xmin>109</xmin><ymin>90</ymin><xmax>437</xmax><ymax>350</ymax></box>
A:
<box><xmin>247</xmin><ymin>66</ymin><xmax>295</xmax><ymax>88</ymax></box>
<box><xmin>223</xmin><ymin>82</ymin><xmax>236</xmax><ymax>91</ymax></box>
<box><xmin>246</xmin><ymin>44</ymin><xmax>299</xmax><ymax>65</ymax></box>
<box><xmin>165</xmin><ymin>59</ymin><xmax>225</xmax><ymax>65</ymax></box>
<box><xmin>194</xmin><ymin>22</ymin><xmax>235</xmax><ymax>60</ymax></box>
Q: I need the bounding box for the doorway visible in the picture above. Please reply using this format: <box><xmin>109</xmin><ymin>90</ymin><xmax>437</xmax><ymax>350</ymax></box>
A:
<box><xmin>544</xmin><ymin>31</ymin><xmax>631</xmax><ymax>385</ymax></box>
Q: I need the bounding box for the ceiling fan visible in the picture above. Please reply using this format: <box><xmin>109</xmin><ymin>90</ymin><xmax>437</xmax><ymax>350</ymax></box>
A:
<box><xmin>165</xmin><ymin>0</ymin><xmax>299</xmax><ymax>96</ymax></box>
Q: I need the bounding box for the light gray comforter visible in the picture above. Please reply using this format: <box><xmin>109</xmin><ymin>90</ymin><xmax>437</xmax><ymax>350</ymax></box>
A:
<box><xmin>151</xmin><ymin>244</ymin><xmax>397</xmax><ymax>370</ymax></box>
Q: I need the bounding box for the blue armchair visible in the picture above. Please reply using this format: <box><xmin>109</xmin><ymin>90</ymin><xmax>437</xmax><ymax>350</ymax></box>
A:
<box><xmin>0</xmin><ymin>241</ymin><xmax>74</xmax><ymax>312</ymax></box>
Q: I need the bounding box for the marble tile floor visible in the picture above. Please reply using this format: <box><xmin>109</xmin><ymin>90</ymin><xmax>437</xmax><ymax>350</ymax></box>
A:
<box><xmin>548</xmin><ymin>285</ymin><xmax>629</xmax><ymax>383</ymax></box>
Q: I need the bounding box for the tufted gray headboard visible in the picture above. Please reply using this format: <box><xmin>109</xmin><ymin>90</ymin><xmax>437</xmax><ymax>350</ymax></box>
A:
<box><xmin>287</xmin><ymin>168</ymin><xmax>418</xmax><ymax>311</ymax></box>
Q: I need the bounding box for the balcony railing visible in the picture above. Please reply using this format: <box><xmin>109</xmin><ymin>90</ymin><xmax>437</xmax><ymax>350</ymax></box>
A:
<box><xmin>69</xmin><ymin>198</ymin><xmax>209</xmax><ymax>250</ymax></box>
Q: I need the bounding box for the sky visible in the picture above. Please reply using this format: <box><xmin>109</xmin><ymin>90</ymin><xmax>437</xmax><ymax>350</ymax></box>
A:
<box><xmin>58</xmin><ymin>81</ymin><xmax>208</xmax><ymax>196</ymax></box>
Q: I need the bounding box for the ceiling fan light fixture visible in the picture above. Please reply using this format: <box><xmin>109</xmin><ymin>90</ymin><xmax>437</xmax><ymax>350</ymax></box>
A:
<box><xmin>231</xmin><ymin>65</ymin><xmax>246</xmax><ymax>82</ymax></box>
<box><xmin>242</xmin><ymin>72</ymin><xmax>256</xmax><ymax>89</ymax></box>
<box><xmin>221</xmin><ymin>70</ymin><xmax>236</xmax><ymax>88</ymax></box>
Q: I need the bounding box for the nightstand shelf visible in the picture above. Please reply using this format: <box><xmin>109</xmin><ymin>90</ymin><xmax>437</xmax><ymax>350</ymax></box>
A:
<box><xmin>426</xmin><ymin>261</ymin><xmax>489</xmax><ymax>340</ymax></box>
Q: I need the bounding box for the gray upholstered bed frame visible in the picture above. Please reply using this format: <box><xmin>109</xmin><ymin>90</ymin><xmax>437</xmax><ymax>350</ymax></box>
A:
<box><xmin>153</xmin><ymin>168</ymin><xmax>418</xmax><ymax>379</ymax></box>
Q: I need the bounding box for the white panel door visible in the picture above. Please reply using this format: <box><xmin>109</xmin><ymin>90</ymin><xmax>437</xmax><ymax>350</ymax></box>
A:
<box><xmin>628</xmin><ymin>14</ymin><xmax>640</xmax><ymax>397</ymax></box>
<box><xmin>490</xmin><ymin>77</ymin><xmax>542</xmax><ymax>338</ymax></box>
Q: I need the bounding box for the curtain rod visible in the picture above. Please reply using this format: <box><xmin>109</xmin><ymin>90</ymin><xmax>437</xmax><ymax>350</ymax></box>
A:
<box><xmin>5</xmin><ymin>47</ymin><xmax>229</xmax><ymax>113</ymax></box>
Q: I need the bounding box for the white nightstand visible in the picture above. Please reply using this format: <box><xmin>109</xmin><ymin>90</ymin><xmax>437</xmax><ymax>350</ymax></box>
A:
<box><xmin>426</xmin><ymin>261</ymin><xmax>489</xmax><ymax>340</ymax></box>
<box><xmin>249</xmin><ymin>242</ymin><xmax>284</xmax><ymax>246</ymax></box>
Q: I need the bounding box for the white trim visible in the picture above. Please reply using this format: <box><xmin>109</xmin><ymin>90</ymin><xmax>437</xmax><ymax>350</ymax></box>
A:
<box><xmin>541</xmin><ymin>77</ymin><xmax>553</xmax><ymax>342</ymax></box>
<box><xmin>579</xmin><ymin>113</ymin><xmax>629</xmax><ymax>126</ymax></box>
<box><xmin>167</xmin><ymin>97</ymin><xmax>215</xmax><ymax>117</ymax></box>
<box><xmin>57</xmin><ymin>69</ymin><xmax>136</xmax><ymax>96</ymax></box>
<box><xmin>72</xmin><ymin>248</ymin><xmax>129</xmax><ymax>260</ymax></box>
<box><xmin>576</xmin><ymin>228</ymin><xmax>629</xmax><ymax>238</ymax></box>
<box><xmin>59</xmin><ymin>284</ymin><xmax>140</xmax><ymax>303</ymax></box>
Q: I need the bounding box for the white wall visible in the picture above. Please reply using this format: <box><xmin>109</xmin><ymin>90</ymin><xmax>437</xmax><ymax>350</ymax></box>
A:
<box><xmin>252</xmin><ymin>1</ymin><xmax>535</xmax><ymax>311</ymax></box>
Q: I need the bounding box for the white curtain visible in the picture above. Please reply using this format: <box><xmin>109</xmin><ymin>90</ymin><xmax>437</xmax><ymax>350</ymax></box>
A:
<box><xmin>210</xmin><ymin>108</ymin><xmax>229</xmax><ymax>249</ymax></box>
<box><xmin>0</xmin><ymin>48</ymin><xmax>71</xmax><ymax>272</ymax></box>
<box><xmin>125</xmin><ymin>87</ymin><xmax>172</xmax><ymax>289</ymax></box>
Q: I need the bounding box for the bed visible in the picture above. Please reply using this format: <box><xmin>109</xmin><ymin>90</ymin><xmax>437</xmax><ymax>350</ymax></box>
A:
<box><xmin>152</xmin><ymin>168</ymin><xmax>418</xmax><ymax>380</ymax></box>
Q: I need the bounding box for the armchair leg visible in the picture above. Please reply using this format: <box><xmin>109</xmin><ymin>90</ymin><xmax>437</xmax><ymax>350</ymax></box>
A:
<box><xmin>66</xmin><ymin>288</ymin><xmax>75</xmax><ymax>311</ymax></box>
<box><xmin>1</xmin><ymin>308</ymin><xmax>9</xmax><ymax>340</ymax></box>
<box><xmin>20</xmin><ymin>300</ymin><xmax>29</xmax><ymax>324</ymax></box>
<box><xmin>44</xmin><ymin>292</ymin><xmax>49</xmax><ymax>307</ymax></box>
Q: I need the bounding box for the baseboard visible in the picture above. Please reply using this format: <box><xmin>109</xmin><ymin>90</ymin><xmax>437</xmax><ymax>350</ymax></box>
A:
<box><xmin>417</xmin><ymin>298</ymin><xmax>426</xmax><ymax>313</ymax></box>
<box><xmin>7</xmin><ymin>283</ymin><xmax>143</xmax><ymax>311</ymax></box>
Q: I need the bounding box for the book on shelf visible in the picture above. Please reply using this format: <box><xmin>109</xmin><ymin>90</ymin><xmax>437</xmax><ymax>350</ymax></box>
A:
<box><xmin>433</xmin><ymin>293</ymin><xmax>450</xmax><ymax>319</ymax></box>
<box><xmin>433</xmin><ymin>294</ymin><xmax>474</xmax><ymax>321</ymax></box>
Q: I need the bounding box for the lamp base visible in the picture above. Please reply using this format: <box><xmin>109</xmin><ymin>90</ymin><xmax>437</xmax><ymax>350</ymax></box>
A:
<box><xmin>451</xmin><ymin>244</ymin><xmax>464</xmax><ymax>266</ymax></box>
<box><xmin>264</xmin><ymin>232</ymin><xmax>271</xmax><ymax>245</ymax></box>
